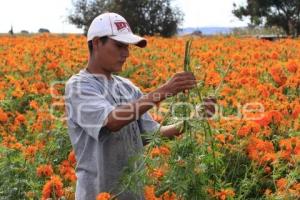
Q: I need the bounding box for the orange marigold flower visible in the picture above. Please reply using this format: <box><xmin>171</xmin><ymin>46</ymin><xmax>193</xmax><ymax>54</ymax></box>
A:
<box><xmin>144</xmin><ymin>185</ymin><xmax>176</xmax><ymax>200</ymax></box>
<box><xmin>215</xmin><ymin>134</ymin><xmax>226</xmax><ymax>144</ymax></box>
<box><xmin>37</xmin><ymin>164</ymin><xmax>54</xmax><ymax>177</ymax></box>
<box><xmin>215</xmin><ymin>188</ymin><xmax>235</xmax><ymax>200</ymax></box>
<box><xmin>59</xmin><ymin>160</ymin><xmax>77</xmax><ymax>182</ymax></box>
<box><xmin>159</xmin><ymin>146</ymin><xmax>170</xmax><ymax>155</ymax></box>
<box><xmin>257</xmin><ymin>85</ymin><xmax>270</xmax><ymax>98</ymax></box>
<box><xmin>291</xmin><ymin>182</ymin><xmax>300</xmax><ymax>191</ymax></box>
<box><xmin>0</xmin><ymin>109</ymin><xmax>8</xmax><ymax>122</ymax></box>
<box><xmin>15</xmin><ymin>113</ymin><xmax>26</xmax><ymax>123</ymax></box>
<box><xmin>150</xmin><ymin>147</ymin><xmax>161</xmax><ymax>158</ymax></box>
<box><xmin>237</xmin><ymin>121</ymin><xmax>260</xmax><ymax>137</ymax></box>
<box><xmin>42</xmin><ymin>176</ymin><xmax>64</xmax><ymax>200</ymax></box>
<box><xmin>255</xmin><ymin>110</ymin><xmax>283</xmax><ymax>127</ymax></box>
<box><xmin>262</xmin><ymin>128</ymin><xmax>272</xmax><ymax>137</ymax></box>
<box><xmin>255</xmin><ymin>113</ymin><xmax>271</xmax><ymax>127</ymax></box>
<box><xmin>68</xmin><ymin>150</ymin><xmax>77</xmax><ymax>166</ymax></box>
<box><xmin>29</xmin><ymin>100</ymin><xmax>39</xmax><ymax>110</ymax></box>
<box><xmin>47</xmin><ymin>61</ymin><xmax>59</xmax><ymax>70</ymax></box>
<box><xmin>96</xmin><ymin>192</ymin><xmax>111</xmax><ymax>200</ymax></box>
<box><xmin>161</xmin><ymin>191</ymin><xmax>177</xmax><ymax>200</ymax></box>
<box><xmin>23</xmin><ymin>145</ymin><xmax>38</xmax><ymax>159</ymax></box>
<box><xmin>268</xmin><ymin>110</ymin><xmax>283</xmax><ymax>123</ymax></box>
<box><xmin>247</xmin><ymin>136</ymin><xmax>275</xmax><ymax>164</ymax></box>
<box><xmin>12</xmin><ymin>86</ymin><xmax>24</xmax><ymax>98</ymax></box>
<box><xmin>269</xmin><ymin>65</ymin><xmax>287</xmax><ymax>86</ymax></box>
<box><xmin>205</xmin><ymin>71</ymin><xmax>221</xmax><ymax>87</ymax></box>
<box><xmin>151</xmin><ymin>113</ymin><xmax>163</xmax><ymax>123</ymax></box>
<box><xmin>150</xmin><ymin>146</ymin><xmax>170</xmax><ymax>158</ymax></box>
<box><xmin>286</xmin><ymin>60</ymin><xmax>298</xmax><ymax>73</ymax></box>
<box><xmin>279</xmin><ymin>137</ymin><xmax>300</xmax><ymax>161</ymax></box>
<box><xmin>276</xmin><ymin>178</ymin><xmax>288</xmax><ymax>191</ymax></box>
<box><xmin>237</xmin><ymin>126</ymin><xmax>250</xmax><ymax>137</ymax></box>
<box><xmin>144</xmin><ymin>185</ymin><xmax>157</xmax><ymax>200</ymax></box>
<box><xmin>152</xmin><ymin>168</ymin><xmax>164</xmax><ymax>180</ymax></box>
<box><xmin>261</xmin><ymin>152</ymin><xmax>276</xmax><ymax>163</ymax></box>
<box><xmin>292</xmin><ymin>104</ymin><xmax>300</xmax><ymax>119</ymax></box>
<box><xmin>270</xmin><ymin>51</ymin><xmax>279</xmax><ymax>59</ymax></box>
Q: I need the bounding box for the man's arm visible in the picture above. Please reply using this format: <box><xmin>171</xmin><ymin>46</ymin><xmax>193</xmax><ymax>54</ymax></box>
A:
<box><xmin>104</xmin><ymin>72</ymin><xmax>196</xmax><ymax>132</ymax></box>
<box><xmin>104</xmin><ymin>88</ymin><xmax>166</xmax><ymax>132</ymax></box>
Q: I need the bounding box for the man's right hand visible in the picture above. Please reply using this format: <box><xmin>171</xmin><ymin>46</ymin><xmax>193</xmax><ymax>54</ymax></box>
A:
<box><xmin>157</xmin><ymin>72</ymin><xmax>197</xmax><ymax>99</ymax></box>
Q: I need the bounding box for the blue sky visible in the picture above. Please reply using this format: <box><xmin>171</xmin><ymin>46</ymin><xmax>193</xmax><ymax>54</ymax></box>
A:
<box><xmin>0</xmin><ymin>0</ymin><xmax>248</xmax><ymax>33</ymax></box>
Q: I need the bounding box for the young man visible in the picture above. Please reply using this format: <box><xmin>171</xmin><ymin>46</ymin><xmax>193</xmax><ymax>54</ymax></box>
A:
<box><xmin>65</xmin><ymin>12</ymin><xmax>197</xmax><ymax>200</ymax></box>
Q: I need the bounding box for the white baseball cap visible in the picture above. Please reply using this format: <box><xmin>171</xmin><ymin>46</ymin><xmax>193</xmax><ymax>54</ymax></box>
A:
<box><xmin>87</xmin><ymin>12</ymin><xmax>147</xmax><ymax>48</ymax></box>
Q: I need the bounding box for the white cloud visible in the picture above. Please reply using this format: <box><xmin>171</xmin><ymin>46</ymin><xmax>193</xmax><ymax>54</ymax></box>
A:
<box><xmin>174</xmin><ymin>0</ymin><xmax>249</xmax><ymax>27</ymax></box>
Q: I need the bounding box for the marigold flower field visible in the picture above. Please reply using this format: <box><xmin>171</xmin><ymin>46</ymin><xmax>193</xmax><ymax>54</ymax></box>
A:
<box><xmin>0</xmin><ymin>34</ymin><xmax>299</xmax><ymax>199</ymax></box>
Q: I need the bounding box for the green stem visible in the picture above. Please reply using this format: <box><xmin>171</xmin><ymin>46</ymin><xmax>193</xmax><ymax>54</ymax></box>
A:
<box><xmin>183</xmin><ymin>39</ymin><xmax>193</xmax><ymax>135</ymax></box>
<box><xmin>214</xmin><ymin>61</ymin><xmax>233</xmax><ymax>97</ymax></box>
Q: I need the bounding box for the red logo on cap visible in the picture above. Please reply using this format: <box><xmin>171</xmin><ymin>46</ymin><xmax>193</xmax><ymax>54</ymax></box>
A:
<box><xmin>114</xmin><ymin>21</ymin><xmax>131</xmax><ymax>32</ymax></box>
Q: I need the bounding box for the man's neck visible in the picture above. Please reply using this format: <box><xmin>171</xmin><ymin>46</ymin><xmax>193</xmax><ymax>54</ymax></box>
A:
<box><xmin>86</xmin><ymin>61</ymin><xmax>112</xmax><ymax>80</ymax></box>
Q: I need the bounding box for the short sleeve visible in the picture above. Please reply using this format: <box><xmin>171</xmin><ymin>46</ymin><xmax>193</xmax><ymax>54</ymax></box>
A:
<box><xmin>138</xmin><ymin>112</ymin><xmax>160</xmax><ymax>134</ymax></box>
<box><xmin>65</xmin><ymin>79</ymin><xmax>115</xmax><ymax>141</ymax></box>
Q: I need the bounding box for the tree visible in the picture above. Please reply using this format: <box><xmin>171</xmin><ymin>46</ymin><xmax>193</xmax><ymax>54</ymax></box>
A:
<box><xmin>68</xmin><ymin>0</ymin><xmax>183</xmax><ymax>37</ymax></box>
<box><xmin>20</xmin><ymin>30</ymin><xmax>29</xmax><ymax>34</ymax></box>
<box><xmin>8</xmin><ymin>25</ymin><xmax>14</xmax><ymax>35</ymax></box>
<box><xmin>38</xmin><ymin>28</ymin><xmax>50</xmax><ymax>33</ymax></box>
<box><xmin>233</xmin><ymin>0</ymin><xmax>300</xmax><ymax>36</ymax></box>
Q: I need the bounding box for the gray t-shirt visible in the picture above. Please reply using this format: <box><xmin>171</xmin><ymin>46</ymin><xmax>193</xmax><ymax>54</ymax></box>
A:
<box><xmin>65</xmin><ymin>69</ymin><xmax>160</xmax><ymax>200</ymax></box>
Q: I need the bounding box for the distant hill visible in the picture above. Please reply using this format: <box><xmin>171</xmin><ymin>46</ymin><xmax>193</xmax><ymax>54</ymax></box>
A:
<box><xmin>178</xmin><ymin>27</ymin><xmax>234</xmax><ymax>36</ymax></box>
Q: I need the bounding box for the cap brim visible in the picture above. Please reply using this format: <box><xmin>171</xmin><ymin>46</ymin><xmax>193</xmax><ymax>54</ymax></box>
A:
<box><xmin>109</xmin><ymin>33</ymin><xmax>147</xmax><ymax>48</ymax></box>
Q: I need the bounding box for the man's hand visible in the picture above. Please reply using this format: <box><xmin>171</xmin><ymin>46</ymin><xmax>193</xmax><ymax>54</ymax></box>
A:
<box><xmin>203</xmin><ymin>96</ymin><xmax>217</xmax><ymax>118</ymax></box>
<box><xmin>160</xmin><ymin>121</ymin><xmax>184</xmax><ymax>138</ymax></box>
<box><xmin>157</xmin><ymin>72</ymin><xmax>197</xmax><ymax>98</ymax></box>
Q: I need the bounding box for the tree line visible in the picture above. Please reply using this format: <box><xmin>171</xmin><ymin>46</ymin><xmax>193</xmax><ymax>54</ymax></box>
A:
<box><xmin>68</xmin><ymin>0</ymin><xmax>183</xmax><ymax>37</ymax></box>
<box><xmin>68</xmin><ymin>0</ymin><xmax>300</xmax><ymax>37</ymax></box>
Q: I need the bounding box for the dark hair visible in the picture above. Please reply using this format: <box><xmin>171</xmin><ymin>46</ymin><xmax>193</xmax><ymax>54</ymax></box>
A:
<box><xmin>88</xmin><ymin>36</ymin><xmax>109</xmax><ymax>55</ymax></box>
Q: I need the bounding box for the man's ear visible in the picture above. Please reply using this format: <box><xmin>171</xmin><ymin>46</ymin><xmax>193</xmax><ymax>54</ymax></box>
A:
<box><xmin>92</xmin><ymin>38</ymin><xmax>101</xmax><ymax>51</ymax></box>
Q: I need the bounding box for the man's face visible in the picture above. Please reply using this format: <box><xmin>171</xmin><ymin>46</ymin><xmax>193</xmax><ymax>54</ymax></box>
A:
<box><xmin>94</xmin><ymin>38</ymin><xmax>129</xmax><ymax>73</ymax></box>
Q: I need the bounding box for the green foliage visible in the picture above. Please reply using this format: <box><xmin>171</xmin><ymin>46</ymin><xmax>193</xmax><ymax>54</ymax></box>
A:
<box><xmin>42</xmin><ymin>121</ymin><xmax>72</xmax><ymax>165</ymax></box>
<box><xmin>68</xmin><ymin>0</ymin><xmax>183</xmax><ymax>37</ymax></box>
<box><xmin>0</xmin><ymin>147</ymin><xmax>34</xmax><ymax>199</ymax></box>
<box><xmin>0</xmin><ymin>120</ymin><xmax>71</xmax><ymax>199</ymax></box>
<box><xmin>156</xmin><ymin>136</ymin><xmax>210</xmax><ymax>199</ymax></box>
<box><xmin>118</xmin><ymin>154</ymin><xmax>149</xmax><ymax>197</ymax></box>
<box><xmin>233</xmin><ymin>0</ymin><xmax>300</xmax><ymax>36</ymax></box>
<box><xmin>118</xmin><ymin>66</ymin><xmax>138</xmax><ymax>78</ymax></box>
